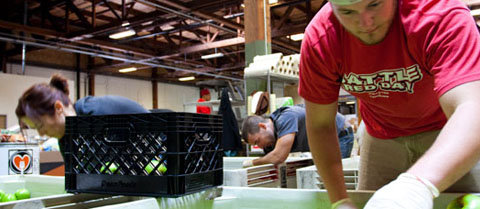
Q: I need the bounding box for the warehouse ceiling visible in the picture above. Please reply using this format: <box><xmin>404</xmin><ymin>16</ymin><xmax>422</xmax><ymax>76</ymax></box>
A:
<box><xmin>0</xmin><ymin>0</ymin><xmax>327</xmax><ymax>85</ymax></box>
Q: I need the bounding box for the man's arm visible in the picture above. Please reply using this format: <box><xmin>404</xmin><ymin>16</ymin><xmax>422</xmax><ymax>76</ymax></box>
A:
<box><xmin>252</xmin><ymin>133</ymin><xmax>295</xmax><ymax>165</ymax></box>
<box><xmin>364</xmin><ymin>82</ymin><xmax>480</xmax><ymax>209</ymax></box>
<box><xmin>408</xmin><ymin>80</ymin><xmax>480</xmax><ymax>190</ymax></box>
<box><xmin>305</xmin><ymin>100</ymin><xmax>347</xmax><ymax>203</ymax></box>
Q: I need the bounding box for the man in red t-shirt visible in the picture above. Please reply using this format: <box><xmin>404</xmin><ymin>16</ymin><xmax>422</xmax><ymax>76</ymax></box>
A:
<box><xmin>196</xmin><ymin>88</ymin><xmax>211</xmax><ymax>114</ymax></box>
<box><xmin>299</xmin><ymin>0</ymin><xmax>480</xmax><ymax>208</ymax></box>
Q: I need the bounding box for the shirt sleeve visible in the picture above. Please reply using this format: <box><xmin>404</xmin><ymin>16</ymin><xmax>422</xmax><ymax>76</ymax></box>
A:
<box><xmin>276</xmin><ymin>112</ymin><xmax>299</xmax><ymax>138</ymax></box>
<box><xmin>298</xmin><ymin>27</ymin><xmax>342</xmax><ymax>104</ymax></box>
<box><xmin>422</xmin><ymin>9</ymin><xmax>480</xmax><ymax>96</ymax></box>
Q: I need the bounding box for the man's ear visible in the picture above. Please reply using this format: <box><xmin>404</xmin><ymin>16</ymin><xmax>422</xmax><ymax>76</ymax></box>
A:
<box><xmin>54</xmin><ymin>100</ymin><xmax>65</xmax><ymax>115</ymax></box>
<box><xmin>258</xmin><ymin>122</ymin><xmax>267</xmax><ymax>130</ymax></box>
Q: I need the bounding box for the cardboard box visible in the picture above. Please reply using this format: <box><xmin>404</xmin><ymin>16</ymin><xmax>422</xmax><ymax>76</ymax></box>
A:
<box><xmin>40</xmin><ymin>151</ymin><xmax>64</xmax><ymax>176</ymax></box>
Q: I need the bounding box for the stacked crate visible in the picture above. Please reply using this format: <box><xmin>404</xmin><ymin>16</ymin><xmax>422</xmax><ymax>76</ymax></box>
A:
<box><xmin>296</xmin><ymin>156</ymin><xmax>360</xmax><ymax>190</ymax></box>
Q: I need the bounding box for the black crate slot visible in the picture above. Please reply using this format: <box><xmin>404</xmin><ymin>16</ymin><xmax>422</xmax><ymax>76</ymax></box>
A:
<box><xmin>64</xmin><ymin>112</ymin><xmax>223</xmax><ymax>197</ymax></box>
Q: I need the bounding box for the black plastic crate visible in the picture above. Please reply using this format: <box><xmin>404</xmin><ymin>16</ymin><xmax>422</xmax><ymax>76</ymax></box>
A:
<box><xmin>64</xmin><ymin>112</ymin><xmax>223</xmax><ymax>197</ymax></box>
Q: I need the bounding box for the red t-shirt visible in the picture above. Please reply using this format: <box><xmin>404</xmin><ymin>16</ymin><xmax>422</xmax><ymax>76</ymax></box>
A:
<box><xmin>196</xmin><ymin>98</ymin><xmax>211</xmax><ymax>114</ymax></box>
<box><xmin>299</xmin><ymin>0</ymin><xmax>480</xmax><ymax>139</ymax></box>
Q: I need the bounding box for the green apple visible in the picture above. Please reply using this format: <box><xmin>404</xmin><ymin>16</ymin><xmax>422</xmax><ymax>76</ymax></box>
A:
<box><xmin>145</xmin><ymin>160</ymin><xmax>167</xmax><ymax>174</ymax></box>
<box><xmin>0</xmin><ymin>189</ymin><xmax>5</xmax><ymax>199</ymax></box>
<box><xmin>14</xmin><ymin>188</ymin><xmax>31</xmax><ymax>200</ymax></box>
<box><xmin>100</xmin><ymin>162</ymin><xmax>118</xmax><ymax>174</ymax></box>
<box><xmin>447</xmin><ymin>194</ymin><xmax>480</xmax><ymax>209</ymax></box>
<box><xmin>1</xmin><ymin>193</ymin><xmax>17</xmax><ymax>202</ymax></box>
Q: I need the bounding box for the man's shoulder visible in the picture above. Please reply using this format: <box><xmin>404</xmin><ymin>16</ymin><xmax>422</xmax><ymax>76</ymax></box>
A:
<box><xmin>400</xmin><ymin>0</ymin><xmax>470</xmax><ymax>33</ymax></box>
<box><xmin>273</xmin><ymin>106</ymin><xmax>304</xmax><ymax>120</ymax></box>
<box><xmin>304</xmin><ymin>3</ymin><xmax>341</xmax><ymax>47</ymax></box>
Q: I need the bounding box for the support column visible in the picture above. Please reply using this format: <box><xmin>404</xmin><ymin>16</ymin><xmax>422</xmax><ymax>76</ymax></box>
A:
<box><xmin>244</xmin><ymin>0</ymin><xmax>272</xmax><ymax>96</ymax></box>
<box><xmin>87</xmin><ymin>56</ymin><xmax>95</xmax><ymax>96</ymax></box>
<box><xmin>0</xmin><ymin>42</ymin><xmax>6</xmax><ymax>73</ymax></box>
<box><xmin>152</xmin><ymin>68</ymin><xmax>158</xmax><ymax>109</ymax></box>
<box><xmin>75</xmin><ymin>53</ymin><xmax>81</xmax><ymax>100</ymax></box>
<box><xmin>244</xmin><ymin>0</ymin><xmax>272</xmax><ymax>66</ymax></box>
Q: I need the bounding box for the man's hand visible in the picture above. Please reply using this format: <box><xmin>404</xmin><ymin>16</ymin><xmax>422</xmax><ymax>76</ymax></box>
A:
<box><xmin>364</xmin><ymin>173</ymin><xmax>439</xmax><ymax>209</ymax></box>
<box><xmin>331</xmin><ymin>198</ymin><xmax>358</xmax><ymax>209</ymax></box>
<box><xmin>242</xmin><ymin>159</ymin><xmax>254</xmax><ymax>168</ymax></box>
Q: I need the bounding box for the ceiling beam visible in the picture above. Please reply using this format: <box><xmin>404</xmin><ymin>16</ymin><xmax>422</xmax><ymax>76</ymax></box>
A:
<box><xmin>272</xmin><ymin>23</ymin><xmax>307</xmax><ymax>38</ymax></box>
<box><xmin>158</xmin><ymin>37</ymin><xmax>245</xmax><ymax>59</ymax></box>
<box><xmin>0</xmin><ymin>20</ymin><xmax>64</xmax><ymax>37</ymax></box>
<box><xmin>101</xmin><ymin>0</ymin><xmax>122</xmax><ymax>20</ymax></box>
<box><xmin>152</xmin><ymin>0</ymin><xmax>243</xmax><ymax>31</ymax></box>
<box><xmin>66</xmin><ymin>0</ymin><xmax>92</xmax><ymax>28</ymax></box>
<box><xmin>273</xmin><ymin>6</ymin><xmax>295</xmax><ymax>30</ymax></box>
<box><xmin>0</xmin><ymin>20</ymin><xmax>156</xmax><ymax>58</ymax></box>
<box><xmin>272</xmin><ymin>39</ymin><xmax>300</xmax><ymax>52</ymax></box>
<box><xmin>66</xmin><ymin>10</ymin><xmax>167</xmax><ymax>39</ymax></box>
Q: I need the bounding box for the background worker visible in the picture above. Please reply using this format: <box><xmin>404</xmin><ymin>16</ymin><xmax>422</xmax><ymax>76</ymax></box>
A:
<box><xmin>16</xmin><ymin>73</ymin><xmax>149</xmax><ymax>156</ymax></box>
<box><xmin>196</xmin><ymin>88</ymin><xmax>212</xmax><ymax>114</ymax></box>
<box><xmin>241</xmin><ymin>105</ymin><xmax>354</xmax><ymax>167</ymax></box>
<box><xmin>298</xmin><ymin>0</ymin><xmax>480</xmax><ymax>208</ymax></box>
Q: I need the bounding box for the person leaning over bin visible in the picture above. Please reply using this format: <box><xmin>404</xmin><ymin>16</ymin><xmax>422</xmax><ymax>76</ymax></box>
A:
<box><xmin>298</xmin><ymin>0</ymin><xmax>480</xmax><ymax>208</ymax></box>
<box><xmin>241</xmin><ymin>105</ymin><xmax>354</xmax><ymax>167</ymax></box>
<box><xmin>15</xmin><ymin>74</ymin><xmax>149</xmax><ymax>156</ymax></box>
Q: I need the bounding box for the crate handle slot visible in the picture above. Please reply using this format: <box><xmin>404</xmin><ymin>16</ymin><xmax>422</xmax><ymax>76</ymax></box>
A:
<box><xmin>104</xmin><ymin>127</ymin><xmax>131</xmax><ymax>144</ymax></box>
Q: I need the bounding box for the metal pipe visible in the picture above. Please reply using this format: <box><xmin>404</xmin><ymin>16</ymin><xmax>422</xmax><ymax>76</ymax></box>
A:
<box><xmin>120</xmin><ymin>20</ymin><xmax>211</xmax><ymax>43</ymax></box>
<box><xmin>21</xmin><ymin>0</ymin><xmax>28</xmax><ymax>75</ymax></box>
<box><xmin>0</xmin><ymin>32</ymin><xmax>148</xmax><ymax>61</ymax></box>
<box><xmin>263</xmin><ymin>0</ymin><xmax>269</xmax><ymax>55</ymax></box>
<box><xmin>0</xmin><ymin>35</ymin><xmax>243</xmax><ymax>81</ymax></box>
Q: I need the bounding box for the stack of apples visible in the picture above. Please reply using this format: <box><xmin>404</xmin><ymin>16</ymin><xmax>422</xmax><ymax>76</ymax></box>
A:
<box><xmin>0</xmin><ymin>188</ymin><xmax>31</xmax><ymax>202</ymax></box>
<box><xmin>100</xmin><ymin>160</ymin><xmax>167</xmax><ymax>175</ymax></box>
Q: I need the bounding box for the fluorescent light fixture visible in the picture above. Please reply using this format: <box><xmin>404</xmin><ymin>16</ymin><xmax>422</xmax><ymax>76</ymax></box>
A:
<box><xmin>179</xmin><ymin>76</ymin><xmax>195</xmax><ymax>81</ymax></box>
<box><xmin>109</xmin><ymin>29</ymin><xmax>136</xmax><ymax>39</ymax></box>
<box><xmin>118</xmin><ymin>67</ymin><xmax>137</xmax><ymax>73</ymax></box>
<box><xmin>471</xmin><ymin>9</ymin><xmax>480</xmax><ymax>16</ymax></box>
<box><xmin>288</xmin><ymin>33</ymin><xmax>304</xmax><ymax>41</ymax></box>
<box><xmin>269</xmin><ymin>0</ymin><xmax>278</xmax><ymax>4</ymax></box>
<box><xmin>161</xmin><ymin>25</ymin><xmax>175</xmax><ymax>30</ymax></box>
<box><xmin>346</xmin><ymin>101</ymin><xmax>356</xmax><ymax>105</ymax></box>
<box><xmin>201</xmin><ymin>52</ymin><xmax>224</xmax><ymax>60</ymax></box>
<box><xmin>141</xmin><ymin>20</ymin><xmax>153</xmax><ymax>26</ymax></box>
<box><xmin>121</xmin><ymin>21</ymin><xmax>130</xmax><ymax>27</ymax></box>
<box><xmin>241</xmin><ymin>3</ymin><xmax>245</xmax><ymax>8</ymax></box>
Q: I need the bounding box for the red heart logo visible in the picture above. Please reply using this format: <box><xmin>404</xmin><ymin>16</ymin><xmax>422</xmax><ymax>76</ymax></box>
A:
<box><xmin>13</xmin><ymin>155</ymin><xmax>30</xmax><ymax>171</ymax></box>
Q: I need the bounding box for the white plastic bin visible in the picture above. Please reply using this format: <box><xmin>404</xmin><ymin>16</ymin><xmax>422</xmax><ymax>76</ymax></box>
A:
<box><xmin>297</xmin><ymin>156</ymin><xmax>360</xmax><ymax>190</ymax></box>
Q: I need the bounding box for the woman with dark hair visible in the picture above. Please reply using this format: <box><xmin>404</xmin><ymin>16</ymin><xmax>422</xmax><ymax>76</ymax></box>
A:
<box><xmin>16</xmin><ymin>74</ymin><xmax>149</xmax><ymax>142</ymax></box>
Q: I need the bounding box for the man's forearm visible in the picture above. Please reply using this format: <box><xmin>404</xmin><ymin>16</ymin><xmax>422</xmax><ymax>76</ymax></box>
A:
<box><xmin>408</xmin><ymin>103</ymin><xmax>480</xmax><ymax>191</ymax></box>
<box><xmin>253</xmin><ymin>151</ymin><xmax>286</xmax><ymax>166</ymax></box>
<box><xmin>309</xmin><ymin>128</ymin><xmax>348</xmax><ymax>202</ymax></box>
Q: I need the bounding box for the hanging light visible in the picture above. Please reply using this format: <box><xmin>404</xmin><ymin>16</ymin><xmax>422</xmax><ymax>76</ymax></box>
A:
<box><xmin>119</xmin><ymin>67</ymin><xmax>137</xmax><ymax>73</ymax></box>
<box><xmin>288</xmin><ymin>33</ymin><xmax>304</xmax><ymax>41</ymax></box>
<box><xmin>109</xmin><ymin>29</ymin><xmax>136</xmax><ymax>39</ymax></box>
<box><xmin>179</xmin><ymin>76</ymin><xmax>195</xmax><ymax>81</ymax></box>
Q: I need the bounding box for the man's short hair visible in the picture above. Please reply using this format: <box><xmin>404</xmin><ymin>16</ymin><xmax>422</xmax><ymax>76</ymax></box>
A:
<box><xmin>241</xmin><ymin>115</ymin><xmax>268</xmax><ymax>143</ymax></box>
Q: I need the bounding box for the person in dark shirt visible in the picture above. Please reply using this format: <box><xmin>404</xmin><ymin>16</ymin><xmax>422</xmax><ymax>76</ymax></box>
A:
<box><xmin>241</xmin><ymin>105</ymin><xmax>353</xmax><ymax>167</ymax></box>
<box><xmin>16</xmin><ymin>74</ymin><xmax>149</xmax><ymax>145</ymax></box>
